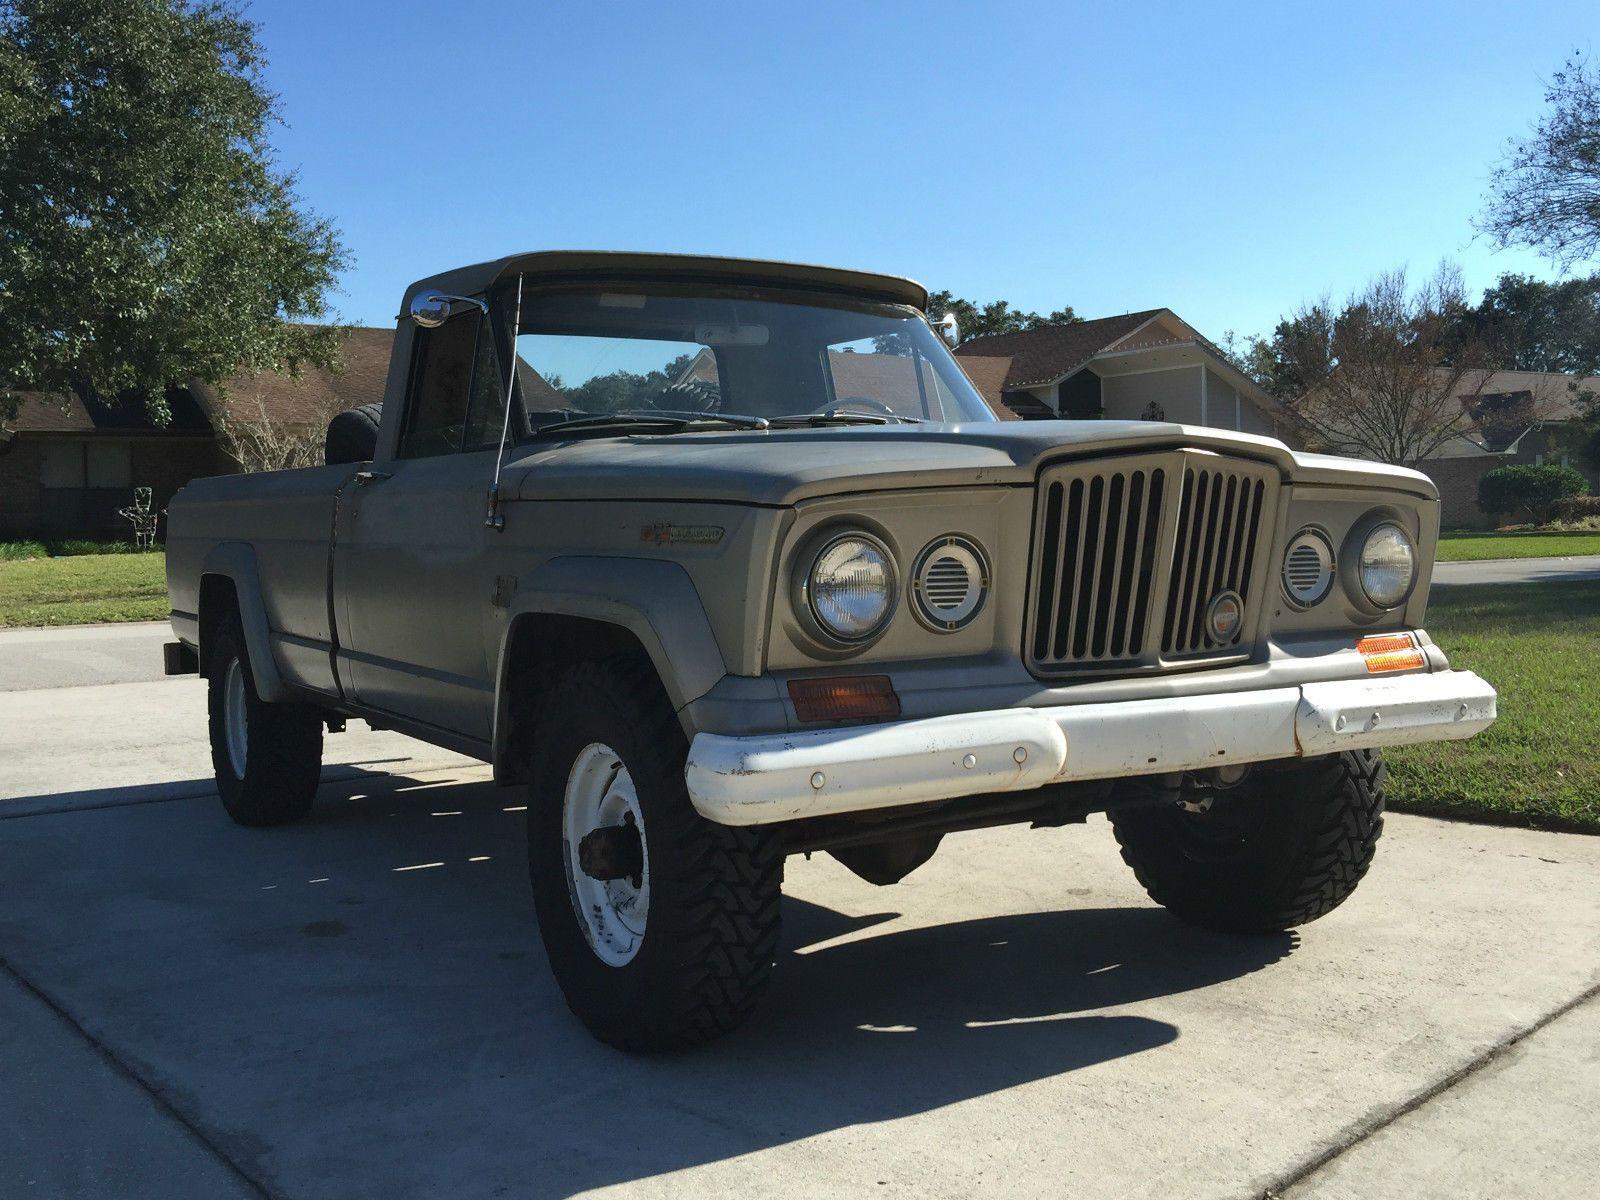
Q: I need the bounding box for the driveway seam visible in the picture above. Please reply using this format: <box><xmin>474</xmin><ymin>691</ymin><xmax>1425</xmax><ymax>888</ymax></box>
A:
<box><xmin>0</xmin><ymin>955</ymin><xmax>278</xmax><ymax>1200</ymax></box>
<box><xmin>1257</xmin><ymin>976</ymin><xmax>1600</xmax><ymax>1198</ymax></box>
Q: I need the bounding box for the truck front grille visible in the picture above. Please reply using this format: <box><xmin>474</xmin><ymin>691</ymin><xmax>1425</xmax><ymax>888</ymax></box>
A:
<box><xmin>1027</xmin><ymin>450</ymin><xmax>1279</xmax><ymax>676</ymax></box>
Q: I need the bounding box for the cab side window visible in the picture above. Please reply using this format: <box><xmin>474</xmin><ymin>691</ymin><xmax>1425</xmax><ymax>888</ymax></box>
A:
<box><xmin>398</xmin><ymin>313</ymin><xmax>481</xmax><ymax>459</ymax></box>
<box><xmin>462</xmin><ymin>318</ymin><xmax>509</xmax><ymax>451</ymax></box>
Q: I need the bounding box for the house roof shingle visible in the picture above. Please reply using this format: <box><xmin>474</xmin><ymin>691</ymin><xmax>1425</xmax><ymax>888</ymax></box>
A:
<box><xmin>954</xmin><ymin>310</ymin><xmax>1164</xmax><ymax>390</ymax></box>
<box><xmin>4</xmin><ymin>327</ymin><xmax>396</xmax><ymax>436</ymax></box>
<box><xmin>208</xmin><ymin>327</ymin><xmax>394</xmax><ymax>426</ymax></box>
<box><xmin>952</xmin><ymin>355</ymin><xmax>1018</xmax><ymax>419</ymax></box>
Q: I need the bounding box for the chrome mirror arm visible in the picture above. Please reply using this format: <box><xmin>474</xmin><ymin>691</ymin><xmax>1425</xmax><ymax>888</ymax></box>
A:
<box><xmin>408</xmin><ymin>290</ymin><xmax>488</xmax><ymax>328</ymax></box>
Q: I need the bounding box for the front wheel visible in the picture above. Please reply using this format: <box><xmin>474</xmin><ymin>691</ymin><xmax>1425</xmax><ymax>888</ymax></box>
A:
<box><xmin>206</xmin><ymin>613</ymin><xmax>324</xmax><ymax>827</ymax></box>
<box><xmin>1109</xmin><ymin>750</ymin><xmax>1386</xmax><ymax>932</ymax></box>
<box><xmin>527</xmin><ymin>659</ymin><xmax>783</xmax><ymax>1051</ymax></box>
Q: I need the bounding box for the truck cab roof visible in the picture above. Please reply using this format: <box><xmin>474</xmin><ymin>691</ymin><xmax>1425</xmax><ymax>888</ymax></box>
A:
<box><xmin>399</xmin><ymin>250</ymin><xmax>930</xmax><ymax>316</ymax></box>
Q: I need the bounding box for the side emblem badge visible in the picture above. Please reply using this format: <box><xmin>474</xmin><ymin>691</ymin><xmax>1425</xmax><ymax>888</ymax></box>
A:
<box><xmin>640</xmin><ymin>523</ymin><xmax>724</xmax><ymax>546</ymax></box>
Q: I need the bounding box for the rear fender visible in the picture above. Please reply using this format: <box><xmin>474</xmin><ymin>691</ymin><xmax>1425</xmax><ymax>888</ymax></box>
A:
<box><xmin>200</xmin><ymin>542</ymin><xmax>289</xmax><ymax>702</ymax></box>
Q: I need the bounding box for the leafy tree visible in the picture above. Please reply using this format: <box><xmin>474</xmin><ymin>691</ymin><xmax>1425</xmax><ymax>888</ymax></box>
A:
<box><xmin>0</xmin><ymin>0</ymin><xmax>347</xmax><ymax>428</ymax></box>
<box><xmin>556</xmin><ymin>353</ymin><xmax>701</xmax><ymax>413</ymax></box>
<box><xmin>1480</xmin><ymin>53</ymin><xmax>1600</xmax><ymax>268</ymax></box>
<box><xmin>924</xmin><ymin>290</ymin><xmax>1081</xmax><ymax>343</ymax></box>
<box><xmin>1477</xmin><ymin>462</ymin><xmax>1589</xmax><ymax>524</ymax></box>
<box><xmin>1449</xmin><ymin>273</ymin><xmax>1600</xmax><ymax>375</ymax></box>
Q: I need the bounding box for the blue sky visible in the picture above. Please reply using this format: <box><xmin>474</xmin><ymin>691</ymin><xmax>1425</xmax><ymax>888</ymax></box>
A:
<box><xmin>252</xmin><ymin>0</ymin><xmax>1596</xmax><ymax>340</ymax></box>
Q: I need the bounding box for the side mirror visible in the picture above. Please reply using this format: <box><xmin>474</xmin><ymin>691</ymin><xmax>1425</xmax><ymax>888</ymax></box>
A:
<box><xmin>932</xmin><ymin>312</ymin><xmax>960</xmax><ymax>348</ymax></box>
<box><xmin>409</xmin><ymin>290</ymin><xmax>486</xmax><ymax>328</ymax></box>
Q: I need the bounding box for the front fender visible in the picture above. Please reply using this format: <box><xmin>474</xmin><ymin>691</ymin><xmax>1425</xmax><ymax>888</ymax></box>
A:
<box><xmin>490</xmin><ymin>556</ymin><xmax>729</xmax><ymax>777</ymax></box>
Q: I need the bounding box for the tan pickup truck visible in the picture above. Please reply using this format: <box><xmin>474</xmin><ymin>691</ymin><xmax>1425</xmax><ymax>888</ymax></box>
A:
<box><xmin>164</xmin><ymin>251</ymin><xmax>1496</xmax><ymax>1050</ymax></box>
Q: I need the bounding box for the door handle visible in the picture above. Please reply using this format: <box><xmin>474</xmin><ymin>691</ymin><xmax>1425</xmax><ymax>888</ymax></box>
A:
<box><xmin>354</xmin><ymin>470</ymin><xmax>392</xmax><ymax>486</ymax></box>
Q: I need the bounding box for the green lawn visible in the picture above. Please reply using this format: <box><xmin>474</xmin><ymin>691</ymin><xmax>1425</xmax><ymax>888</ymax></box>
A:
<box><xmin>1437</xmin><ymin>529</ymin><xmax>1600</xmax><ymax>561</ymax></box>
<box><xmin>0</xmin><ymin>552</ymin><xmax>169</xmax><ymax>627</ymax></box>
<box><xmin>1388</xmin><ymin>581</ymin><xmax>1600</xmax><ymax>833</ymax></box>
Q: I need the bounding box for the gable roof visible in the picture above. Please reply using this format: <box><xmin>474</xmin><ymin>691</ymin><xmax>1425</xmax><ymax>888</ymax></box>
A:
<box><xmin>5</xmin><ymin>384</ymin><xmax>214</xmax><ymax>436</ymax></box>
<box><xmin>4</xmin><ymin>328</ymin><xmax>396</xmax><ymax>436</ymax></box>
<box><xmin>203</xmin><ymin>327</ymin><xmax>394</xmax><ymax>426</ymax></box>
<box><xmin>954</xmin><ymin>310</ymin><xmax>1164</xmax><ymax>390</ymax></box>
<box><xmin>952</xmin><ymin>355</ymin><xmax>1018</xmax><ymax>419</ymax></box>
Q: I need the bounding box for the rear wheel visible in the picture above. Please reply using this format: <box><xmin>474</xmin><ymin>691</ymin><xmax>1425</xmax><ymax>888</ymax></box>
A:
<box><xmin>206</xmin><ymin>613</ymin><xmax>324</xmax><ymax>827</ymax></box>
<box><xmin>1109</xmin><ymin>751</ymin><xmax>1386</xmax><ymax>932</ymax></box>
<box><xmin>528</xmin><ymin>659</ymin><xmax>783</xmax><ymax>1051</ymax></box>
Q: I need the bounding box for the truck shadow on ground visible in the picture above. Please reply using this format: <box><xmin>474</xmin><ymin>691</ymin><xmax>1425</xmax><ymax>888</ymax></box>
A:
<box><xmin>0</xmin><ymin>768</ymin><xmax>1297</xmax><ymax>1200</ymax></box>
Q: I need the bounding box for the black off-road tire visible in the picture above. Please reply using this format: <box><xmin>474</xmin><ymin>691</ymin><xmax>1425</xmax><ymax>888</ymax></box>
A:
<box><xmin>527</xmin><ymin>658</ymin><xmax>784</xmax><ymax>1052</ymax></box>
<box><xmin>206</xmin><ymin>613</ymin><xmax>324</xmax><ymax>827</ymax></box>
<box><xmin>1109</xmin><ymin>750</ymin><xmax>1386</xmax><ymax>933</ymax></box>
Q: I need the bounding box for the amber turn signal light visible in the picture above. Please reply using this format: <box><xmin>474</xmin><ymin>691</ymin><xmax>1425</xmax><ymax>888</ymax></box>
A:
<box><xmin>1356</xmin><ymin>633</ymin><xmax>1424</xmax><ymax>673</ymax></box>
<box><xmin>788</xmin><ymin>675</ymin><xmax>901</xmax><ymax>723</ymax></box>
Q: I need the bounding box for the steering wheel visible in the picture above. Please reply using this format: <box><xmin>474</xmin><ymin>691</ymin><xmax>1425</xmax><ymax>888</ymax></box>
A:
<box><xmin>809</xmin><ymin>396</ymin><xmax>901</xmax><ymax>418</ymax></box>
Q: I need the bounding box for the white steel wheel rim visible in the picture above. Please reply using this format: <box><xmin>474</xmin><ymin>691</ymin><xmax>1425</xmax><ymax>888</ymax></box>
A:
<box><xmin>562</xmin><ymin>742</ymin><xmax>649</xmax><ymax>967</ymax></box>
<box><xmin>223</xmin><ymin>658</ymin><xmax>249</xmax><ymax>779</ymax></box>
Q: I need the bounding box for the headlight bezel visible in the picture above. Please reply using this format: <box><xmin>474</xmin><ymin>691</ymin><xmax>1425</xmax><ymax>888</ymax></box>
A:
<box><xmin>1340</xmin><ymin>513</ymin><xmax>1419</xmax><ymax>613</ymax></box>
<box><xmin>793</xmin><ymin>528</ymin><xmax>900</xmax><ymax>648</ymax></box>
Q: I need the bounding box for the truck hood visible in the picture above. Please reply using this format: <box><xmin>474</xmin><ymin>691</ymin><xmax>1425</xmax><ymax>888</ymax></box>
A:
<box><xmin>505</xmin><ymin>420</ymin><xmax>1436</xmax><ymax>507</ymax></box>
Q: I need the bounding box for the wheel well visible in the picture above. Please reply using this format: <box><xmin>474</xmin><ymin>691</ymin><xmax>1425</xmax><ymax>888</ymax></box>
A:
<box><xmin>495</xmin><ymin>613</ymin><xmax>669</xmax><ymax>786</ymax></box>
<box><xmin>197</xmin><ymin>574</ymin><xmax>240</xmax><ymax>675</ymax></box>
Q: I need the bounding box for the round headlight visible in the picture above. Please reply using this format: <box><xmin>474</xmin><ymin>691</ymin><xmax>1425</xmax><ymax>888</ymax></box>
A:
<box><xmin>1357</xmin><ymin>522</ymin><xmax>1416</xmax><ymax>609</ymax></box>
<box><xmin>805</xmin><ymin>533</ymin><xmax>897</xmax><ymax>642</ymax></box>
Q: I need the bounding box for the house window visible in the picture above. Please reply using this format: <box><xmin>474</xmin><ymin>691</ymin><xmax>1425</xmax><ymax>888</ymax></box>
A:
<box><xmin>87</xmin><ymin>442</ymin><xmax>132</xmax><ymax>488</ymax></box>
<box><xmin>39</xmin><ymin>441</ymin><xmax>132</xmax><ymax>488</ymax></box>
<box><xmin>39</xmin><ymin>441</ymin><xmax>86</xmax><ymax>488</ymax></box>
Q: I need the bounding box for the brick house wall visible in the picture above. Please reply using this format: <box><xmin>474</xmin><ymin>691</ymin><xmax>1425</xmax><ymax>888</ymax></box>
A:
<box><xmin>0</xmin><ymin>434</ymin><xmax>232</xmax><ymax>541</ymax></box>
<box><xmin>1420</xmin><ymin>427</ymin><xmax>1600</xmax><ymax>529</ymax></box>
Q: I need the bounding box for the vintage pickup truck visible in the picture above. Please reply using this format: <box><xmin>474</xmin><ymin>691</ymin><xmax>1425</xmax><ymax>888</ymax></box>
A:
<box><xmin>165</xmin><ymin>250</ymin><xmax>1496</xmax><ymax>1050</ymax></box>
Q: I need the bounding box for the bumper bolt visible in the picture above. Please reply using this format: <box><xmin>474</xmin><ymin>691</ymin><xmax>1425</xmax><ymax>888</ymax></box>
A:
<box><xmin>810</xmin><ymin>771</ymin><xmax>826</xmax><ymax>790</ymax></box>
<box><xmin>962</xmin><ymin>753</ymin><xmax>977</xmax><ymax>769</ymax></box>
<box><xmin>1013</xmin><ymin>746</ymin><xmax>1028</xmax><ymax>764</ymax></box>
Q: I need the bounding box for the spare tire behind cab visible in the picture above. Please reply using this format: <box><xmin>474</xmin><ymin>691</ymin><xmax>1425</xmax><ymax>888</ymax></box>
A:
<box><xmin>325</xmin><ymin>403</ymin><xmax>382</xmax><ymax>465</ymax></box>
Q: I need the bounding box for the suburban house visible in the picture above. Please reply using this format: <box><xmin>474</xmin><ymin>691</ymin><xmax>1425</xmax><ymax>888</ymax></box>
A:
<box><xmin>0</xmin><ymin>328</ymin><xmax>392</xmax><ymax>541</ymax></box>
<box><xmin>1405</xmin><ymin>369</ymin><xmax>1600</xmax><ymax>528</ymax></box>
<box><xmin>953</xmin><ymin>308</ymin><xmax>1290</xmax><ymax>440</ymax></box>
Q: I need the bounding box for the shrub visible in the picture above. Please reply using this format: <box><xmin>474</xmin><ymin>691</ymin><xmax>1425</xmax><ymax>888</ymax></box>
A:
<box><xmin>1477</xmin><ymin>464</ymin><xmax>1589</xmax><ymax>524</ymax></box>
<box><xmin>1550</xmin><ymin>495</ymin><xmax>1600</xmax><ymax>523</ymax></box>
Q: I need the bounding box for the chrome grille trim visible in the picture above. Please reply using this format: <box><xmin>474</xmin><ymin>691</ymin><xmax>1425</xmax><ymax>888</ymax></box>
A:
<box><xmin>1026</xmin><ymin>450</ymin><xmax>1280</xmax><ymax>676</ymax></box>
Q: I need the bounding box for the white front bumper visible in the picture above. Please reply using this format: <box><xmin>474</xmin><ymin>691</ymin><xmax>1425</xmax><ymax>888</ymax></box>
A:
<box><xmin>684</xmin><ymin>669</ymin><xmax>1496</xmax><ymax>826</ymax></box>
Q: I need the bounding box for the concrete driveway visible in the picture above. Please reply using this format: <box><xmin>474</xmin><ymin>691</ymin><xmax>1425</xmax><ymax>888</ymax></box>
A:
<box><xmin>2</xmin><ymin>640</ymin><xmax>1598</xmax><ymax>1199</ymax></box>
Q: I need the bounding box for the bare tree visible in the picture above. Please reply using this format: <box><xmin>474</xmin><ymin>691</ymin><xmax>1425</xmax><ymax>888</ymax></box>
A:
<box><xmin>212</xmin><ymin>388</ymin><xmax>338</xmax><ymax>473</ymax></box>
<box><xmin>1480</xmin><ymin>53</ymin><xmax>1600</xmax><ymax>268</ymax></box>
<box><xmin>1276</xmin><ymin>266</ymin><xmax>1511</xmax><ymax>466</ymax></box>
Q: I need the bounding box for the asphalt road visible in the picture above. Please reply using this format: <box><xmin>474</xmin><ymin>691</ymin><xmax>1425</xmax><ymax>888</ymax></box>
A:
<box><xmin>1432</xmin><ymin>553</ymin><xmax>1600</xmax><ymax>586</ymax></box>
<box><xmin>1</xmin><ymin>644</ymin><xmax>1598</xmax><ymax>1198</ymax></box>
<box><xmin>0</xmin><ymin>621</ymin><xmax>171</xmax><ymax>692</ymax></box>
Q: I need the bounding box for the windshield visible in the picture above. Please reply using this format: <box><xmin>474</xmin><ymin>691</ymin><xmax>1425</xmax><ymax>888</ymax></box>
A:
<box><xmin>508</xmin><ymin>284</ymin><xmax>995</xmax><ymax>432</ymax></box>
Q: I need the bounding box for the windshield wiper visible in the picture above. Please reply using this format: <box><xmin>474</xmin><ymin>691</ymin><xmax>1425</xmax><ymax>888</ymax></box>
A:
<box><xmin>767</xmin><ymin>411</ymin><xmax>922</xmax><ymax>427</ymax></box>
<box><xmin>527</xmin><ymin>410</ymin><xmax>770</xmax><ymax>440</ymax></box>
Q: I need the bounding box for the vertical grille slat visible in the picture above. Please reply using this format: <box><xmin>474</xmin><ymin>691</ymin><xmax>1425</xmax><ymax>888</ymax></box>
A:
<box><xmin>1026</xmin><ymin>451</ymin><xmax>1276</xmax><ymax>675</ymax></box>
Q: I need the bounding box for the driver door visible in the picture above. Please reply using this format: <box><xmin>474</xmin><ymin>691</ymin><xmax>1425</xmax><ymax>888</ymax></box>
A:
<box><xmin>334</xmin><ymin>308</ymin><xmax>510</xmax><ymax>744</ymax></box>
